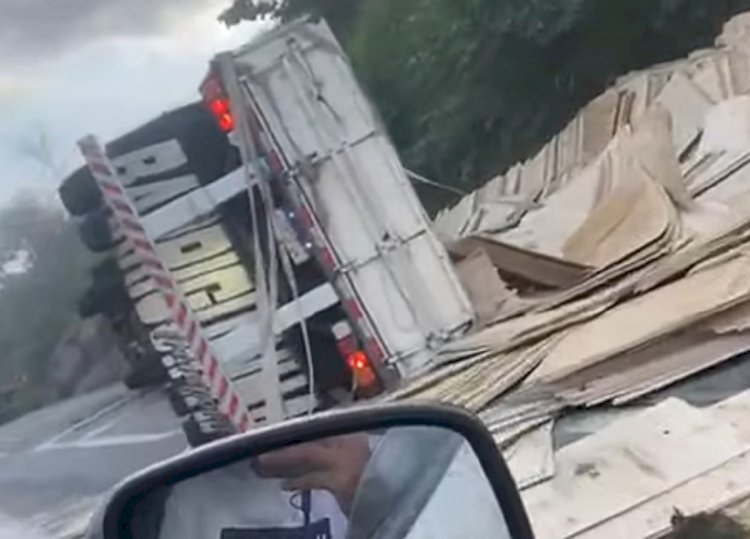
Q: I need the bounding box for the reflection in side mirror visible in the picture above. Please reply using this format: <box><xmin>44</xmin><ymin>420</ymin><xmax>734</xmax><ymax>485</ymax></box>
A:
<box><xmin>94</xmin><ymin>405</ymin><xmax>534</xmax><ymax>539</ymax></box>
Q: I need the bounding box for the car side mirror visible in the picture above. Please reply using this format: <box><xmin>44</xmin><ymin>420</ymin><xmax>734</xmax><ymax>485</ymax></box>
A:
<box><xmin>89</xmin><ymin>403</ymin><xmax>534</xmax><ymax>539</ymax></box>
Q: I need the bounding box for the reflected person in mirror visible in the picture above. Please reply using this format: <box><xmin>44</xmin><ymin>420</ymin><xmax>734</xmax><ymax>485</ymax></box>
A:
<box><xmin>133</xmin><ymin>427</ymin><xmax>512</xmax><ymax>539</ymax></box>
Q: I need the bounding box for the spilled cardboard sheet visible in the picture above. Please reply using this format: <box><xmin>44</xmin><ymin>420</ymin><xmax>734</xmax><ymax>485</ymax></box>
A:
<box><xmin>448</xmin><ymin>338</ymin><xmax>559</xmax><ymax>412</ymax></box>
<box><xmin>719</xmin><ymin>12</ymin><xmax>750</xmax><ymax>54</ymax></box>
<box><xmin>653</xmin><ymin>71</ymin><xmax>714</xmax><ymax>154</ymax></box>
<box><xmin>402</xmin><ymin>337</ymin><xmax>556</xmax><ymax>413</ymax></box>
<box><xmin>494</xmin><ymin>163</ymin><xmax>611</xmax><ymax>256</ymax></box>
<box><xmin>552</xmin><ymin>327</ymin><xmax>750</xmax><ymax>407</ymax></box>
<box><xmin>699</xmin><ymin>96</ymin><xmax>750</xmax><ymax>155</ymax></box>
<box><xmin>571</xmin><ymin>393</ymin><xmax>750</xmax><ymax>539</ymax></box>
<box><xmin>707</xmin><ymin>299</ymin><xmax>750</xmax><ymax>334</ymax></box>
<box><xmin>622</xmin><ymin>106</ymin><xmax>693</xmax><ymax>209</ymax></box>
<box><xmin>497</xmin><ymin>107</ymin><xmax>685</xmax><ymax>260</ymax></box>
<box><xmin>528</xmin><ymin>253</ymin><xmax>750</xmax><ymax>383</ymax></box>
<box><xmin>503</xmin><ymin>421</ymin><xmax>555</xmax><ymax>491</ymax></box>
<box><xmin>686</xmin><ymin>97</ymin><xmax>750</xmax><ymax>204</ymax></box>
<box><xmin>688</xmin><ymin>54</ymin><xmax>731</xmax><ymax>103</ymax></box>
<box><xmin>522</xmin><ymin>398</ymin><xmax>750</xmax><ymax>539</ymax></box>
<box><xmin>443</xmin><ymin>278</ymin><xmax>626</xmax><ymax>359</ymax></box>
<box><xmin>580</xmin><ymin>89</ymin><xmax>619</xmax><ymax>162</ymax></box>
<box><xmin>563</xmin><ymin>174</ymin><xmax>673</xmax><ymax>270</ymax></box>
<box><xmin>712</xmin><ymin>390</ymin><xmax>750</xmax><ymax>440</ymax></box>
<box><xmin>635</xmin><ymin>217</ymin><xmax>750</xmax><ymax>294</ymax></box>
<box><xmin>454</xmin><ymin>248</ymin><xmax>524</xmax><ymax>326</ymax></box>
<box><xmin>432</xmin><ymin>192</ymin><xmax>476</xmax><ymax>240</ymax></box>
<box><xmin>449</xmin><ymin>236</ymin><xmax>590</xmax><ymax>290</ymax></box>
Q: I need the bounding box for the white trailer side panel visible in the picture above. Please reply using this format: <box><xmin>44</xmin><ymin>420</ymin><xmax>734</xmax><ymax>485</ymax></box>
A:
<box><xmin>232</xmin><ymin>21</ymin><xmax>474</xmax><ymax>376</ymax></box>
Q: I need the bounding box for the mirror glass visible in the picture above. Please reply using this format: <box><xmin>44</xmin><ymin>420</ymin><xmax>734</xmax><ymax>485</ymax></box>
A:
<box><xmin>127</xmin><ymin>426</ymin><xmax>512</xmax><ymax>539</ymax></box>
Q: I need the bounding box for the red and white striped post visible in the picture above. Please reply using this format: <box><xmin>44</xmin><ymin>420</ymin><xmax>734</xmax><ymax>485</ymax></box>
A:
<box><xmin>78</xmin><ymin>135</ymin><xmax>252</xmax><ymax>433</ymax></box>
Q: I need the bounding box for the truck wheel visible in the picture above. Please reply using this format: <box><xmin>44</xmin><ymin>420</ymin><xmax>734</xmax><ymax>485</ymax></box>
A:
<box><xmin>58</xmin><ymin>167</ymin><xmax>102</xmax><ymax>216</ymax></box>
<box><xmin>167</xmin><ymin>389</ymin><xmax>191</xmax><ymax>417</ymax></box>
<box><xmin>123</xmin><ymin>362</ymin><xmax>168</xmax><ymax>390</ymax></box>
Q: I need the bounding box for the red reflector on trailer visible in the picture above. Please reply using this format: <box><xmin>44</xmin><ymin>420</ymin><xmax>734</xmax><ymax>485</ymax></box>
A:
<box><xmin>201</xmin><ymin>73</ymin><xmax>235</xmax><ymax>133</ymax></box>
<box><xmin>209</xmin><ymin>97</ymin><xmax>230</xmax><ymax>115</ymax></box>
<box><xmin>347</xmin><ymin>350</ymin><xmax>377</xmax><ymax>389</ymax></box>
<box><xmin>208</xmin><ymin>98</ymin><xmax>235</xmax><ymax>132</ymax></box>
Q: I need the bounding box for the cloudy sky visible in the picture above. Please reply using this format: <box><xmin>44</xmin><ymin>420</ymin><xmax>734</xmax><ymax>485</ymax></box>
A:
<box><xmin>0</xmin><ymin>0</ymin><xmax>268</xmax><ymax>205</ymax></box>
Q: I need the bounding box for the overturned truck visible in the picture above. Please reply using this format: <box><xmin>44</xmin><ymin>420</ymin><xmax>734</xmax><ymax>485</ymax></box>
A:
<box><xmin>61</xmin><ymin>20</ymin><xmax>473</xmax><ymax>444</ymax></box>
<box><xmin>61</xmin><ymin>103</ymin><xmax>373</xmax><ymax>443</ymax></box>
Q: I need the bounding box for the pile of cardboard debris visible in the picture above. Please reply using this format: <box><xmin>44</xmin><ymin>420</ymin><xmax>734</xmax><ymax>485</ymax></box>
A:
<box><xmin>397</xmin><ymin>11</ymin><xmax>750</xmax><ymax>538</ymax></box>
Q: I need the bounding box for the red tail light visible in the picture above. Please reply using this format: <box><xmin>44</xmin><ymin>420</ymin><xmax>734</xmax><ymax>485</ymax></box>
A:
<box><xmin>346</xmin><ymin>350</ymin><xmax>378</xmax><ymax>389</ymax></box>
<box><xmin>332</xmin><ymin>321</ymin><xmax>382</xmax><ymax>395</ymax></box>
<box><xmin>208</xmin><ymin>98</ymin><xmax>235</xmax><ymax>132</ymax></box>
<box><xmin>200</xmin><ymin>74</ymin><xmax>235</xmax><ymax>133</ymax></box>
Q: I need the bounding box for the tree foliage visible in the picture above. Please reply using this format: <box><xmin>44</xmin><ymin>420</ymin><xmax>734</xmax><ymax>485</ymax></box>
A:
<box><xmin>220</xmin><ymin>0</ymin><xmax>366</xmax><ymax>39</ymax></box>
<box><xmin>221</xmin><ymin>0</ymin><xmax>750</xmax><ymax>210</ymax></box>
<box><xmin>0</xmin><ymin>193</ymin><xmax>93</xmax><ymax>414</ymax></box>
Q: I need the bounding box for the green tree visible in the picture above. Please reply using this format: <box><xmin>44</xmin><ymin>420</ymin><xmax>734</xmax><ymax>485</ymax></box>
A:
<box><xmin>220</xmin><ymin>0</ymin><xmax>366</xmax><ymax>40</ymax></box>
<box><xmin>0</xmin><ymin>193</ymin><xmax>93</xmax><ymax>415</ymax></box>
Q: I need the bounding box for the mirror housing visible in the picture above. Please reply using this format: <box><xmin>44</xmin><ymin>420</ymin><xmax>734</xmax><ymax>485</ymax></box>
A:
<box><xmin>89</xmin><ymin>403</ymin><xmax>534</xmax><ymax>539</ymax></box>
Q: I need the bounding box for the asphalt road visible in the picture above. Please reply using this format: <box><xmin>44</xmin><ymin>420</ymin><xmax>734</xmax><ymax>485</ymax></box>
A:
<box><xmin>0</xmin><ymin>385</ymin><xmax>186</xmax><ymax>538</ymax></box>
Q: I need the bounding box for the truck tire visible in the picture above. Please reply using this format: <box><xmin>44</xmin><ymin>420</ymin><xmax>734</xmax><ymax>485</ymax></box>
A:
<box><xmin>167</xmin><ymin>389</ymin><xmax>191</xmax><ymax>417</ymax></box>
<box><xmin>58</xmin><ymin>167</ymin><xmax>102</xmax><ymax>216</ymax></box>
<box><xmin>79</xmin><ymin>209</ymin><xmax>118</xmax><ymax>252</ymax></box>
<box><xmin>123</xmin><ymin>362</ymin><xmax>168</xmax><ymax>390</ymax></box>
<box><xmin>169</xmin><ymin>391</ymin><xmax>216</xmax><ymax>417</ymax></box>
<box><xmin>78</xmin><ymin>281</ymin><xmax>130</xmax><ymax>319</ymax></box>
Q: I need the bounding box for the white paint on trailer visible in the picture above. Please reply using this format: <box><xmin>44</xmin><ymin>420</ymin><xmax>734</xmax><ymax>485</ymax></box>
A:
<box><xmin>209</xmin><ymin>283</ymin><xmax>339</xmax><ymax>368</ymax></box>
<box><xmin>142</xmin><ymin>167</ymin><xmax>247</xmax><ymax>240</ymax></box>
<box><xmin>127</xmin><ymin>174</ymin><xmax>202</xmax><ymax>215</ymax></box>
<box><xmin>229</xmin><ymin>20</ymin><xmax>474</xmax><ymax>376</ymax></box>
<box><xmin>111</xmin><ymin>139</ymin><xmax>188</xmax><ymax>186</ymax></box>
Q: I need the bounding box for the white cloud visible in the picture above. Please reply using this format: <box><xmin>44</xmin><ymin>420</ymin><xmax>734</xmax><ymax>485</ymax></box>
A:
<box><xmin>0</xmin><ymin>1</ymin><xmax>269</xmax><ymax>203</ymax></box>
<box><xmin>0</xmin><ymin>0</ymin><xmax>224</xmax><ymax>62</ymax></box>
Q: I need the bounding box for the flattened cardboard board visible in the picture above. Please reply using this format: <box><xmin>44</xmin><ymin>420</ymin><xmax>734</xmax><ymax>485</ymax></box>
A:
<box><xmin>563</xmin><ymin>174</ymin><xmax>671</xmax><ymax>270</ymax></box>
<box><xmin>609</xmin><ymin>330</ymin><xmax>750</xmax><ymax>405</ymax></box>
<box><xmin>522</xmin><ymin>399</ymin><xmax>750</xmax><ymax>539</ymax></box>
<box><xmin>635</xmin><ymin>220</ymin><xmax>750</xmax><ymax>294</ymax></box>
<box><xmin>574</xmin><ymin>394</ymin><xmax>750</xmax><ymax>539</ymax></box>
<box><xmin>454</xmin><ymin>248</ymin><xmax>519</xmax><ymax>326</ymax></box>
<box><xmin>728</xmin><ymin>49</ymin><xmax>750</xmax><ymax>95</ymax></box>
<box><xmin>688</xmin><ymin>54</ymin><xmax>729</xmax><ymax>102</ymax></box>
<box><xmin>624</xmin><ymin>106</ymin><xmax>692</xmax><ymax>209</ymax></box>
<box><xmin>496</xmin><ymin>139</ymin><xmax>620</xmax><ymax>257</ymax></box>
<box><xmin>455</xmin><ymin>338</ymin><xmax>559</xmax><ymax>411</ymax></box>
<box><xmin>449</xmin><ymin>236</ymin><xmax>590</xmax><ymax>289</ymax></box>
<box><xmin>529</xmin><ymin>254</ymin><xmax>750</xmax><ymax>383</ymax></box>
<box><xmin>503</xmin><ymin>421</ymin><xmax>555</xmax><ymax>491</ymax></box>
<box><xmin>708</xmin><ymin>300</ymin><xmax>750</xmax><ymax>334</ymax></box>
<box><xmin>550</xmin><ymin>329</ymin><xmax>719</xmax><ymax>405</ymax></box>
<box><xmin>432</xmin><ymin>192</ymin><xmax>477</xmax><ymax>240</ymax></box>
<box><xmin>446</xmin><ymin>281</ymin><xmax>621</xmax><ymax>358</ymax></box>
<box><xmin>578</xmin><ymin>452</ymin><xmax>750</xmax><ymax>539</ymax></box>
<box><xmin>653</xmin><ymin>72</ymin><xmax>713</xmax><ymax>155</ymax></box>
<box><xmin>711</xmin><ymin>389</ymin><xmax>750</xmax><ymax>440</ymax></box>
